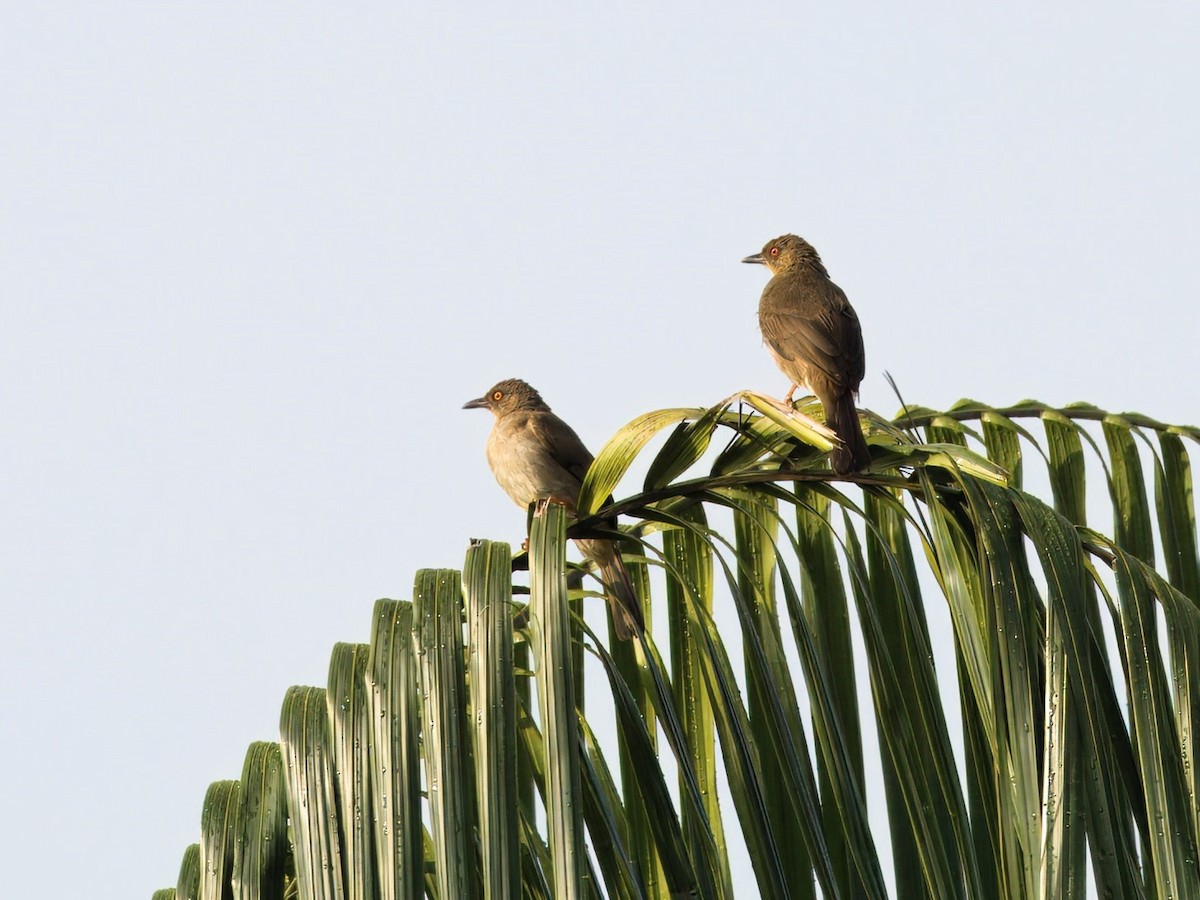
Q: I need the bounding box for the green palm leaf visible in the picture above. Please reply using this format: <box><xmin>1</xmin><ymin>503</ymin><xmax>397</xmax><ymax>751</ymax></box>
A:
<box><xmin>154</xmin><ymin>397</ymin><xmax>1200</xmax><ymax>900</ymax></box>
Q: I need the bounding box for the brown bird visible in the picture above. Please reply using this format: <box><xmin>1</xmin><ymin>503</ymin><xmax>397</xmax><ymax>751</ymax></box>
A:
<box><xmin>742</xmin><ymin>234</ymin><xmax>869</xmax><ymax>474</ymax></box>
<box><xmin>463</xmin><ymin>378</ymin><xmax>643</xmax><ymax>640</ymax></box>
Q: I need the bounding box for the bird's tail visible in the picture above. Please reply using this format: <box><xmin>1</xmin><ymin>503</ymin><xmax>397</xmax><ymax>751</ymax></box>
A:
<box><xmin>579</xmin><ymin>538</ymin><xmax>645</xmax><ymax>640</ymax></box>
<box><xmin>825</xmin><ymin>391</ymin><xmax>870</xmax><ymax>475</ymax></box>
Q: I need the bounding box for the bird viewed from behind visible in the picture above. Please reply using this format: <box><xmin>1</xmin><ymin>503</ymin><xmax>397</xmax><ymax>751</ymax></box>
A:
<box><xmin>742</xmin><ymin>234</ymin><xmax>870</xmax><ymax>475</ymax></box>
<box><xmin>463</xmin><ymin>378</ymin><xmax>644</xmax><ymax>640</ymax></box>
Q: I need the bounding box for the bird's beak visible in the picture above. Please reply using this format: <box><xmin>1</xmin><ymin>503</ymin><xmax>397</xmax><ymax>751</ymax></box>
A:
<box><xmin>462</xmin><ymin>396</ymin><xmax>489</xmax><ymax>410</ymax></box>
<box><xmin>741</xmin><ymin>252</ymin><xmax>766</xmax><ymax>265</ymax></box>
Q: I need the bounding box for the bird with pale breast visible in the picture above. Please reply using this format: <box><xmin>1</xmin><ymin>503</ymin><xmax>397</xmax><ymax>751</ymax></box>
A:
<box><xmin>742</xmin><ymin>234</ymin><xmax>870</xmax><ymax>475</ymax></box>
<box><xmin>463</xmin><ymin>378</ymin><xmax>644</xmax><ymax>640</ymax></box>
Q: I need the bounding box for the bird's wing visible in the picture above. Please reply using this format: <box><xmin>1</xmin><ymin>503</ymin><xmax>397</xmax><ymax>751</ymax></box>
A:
<box><xmin>532</xmin><ymin>410</ymin><xmax>623</xmax><ymax>525</ymax></box>
<box><xmin>759</xmin><ymin>277</ymin><xmax>865</xmax><ymax>387</ymax></box>
<box><xmin>529</xmin><ymin>411</ymin><xmax>595</xmax><ymax>485</ymax></box>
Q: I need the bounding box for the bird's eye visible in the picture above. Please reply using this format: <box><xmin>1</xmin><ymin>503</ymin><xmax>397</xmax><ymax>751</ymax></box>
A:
<box><xmin>492</xmin><ymin>390</ymin><xmax>503</xmax><ymax>401</ymax></box>
<box><xmin>769</xmin><ymin>246</ymin><xmax>780</xmax><ymax>257</ymax></box>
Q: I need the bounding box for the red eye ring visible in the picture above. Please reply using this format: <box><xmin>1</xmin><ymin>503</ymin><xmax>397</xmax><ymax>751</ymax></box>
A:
<box><xmin>769</xmin><ymin>246</ymin><xmax>780</xmax><ymax>257</ymax></box>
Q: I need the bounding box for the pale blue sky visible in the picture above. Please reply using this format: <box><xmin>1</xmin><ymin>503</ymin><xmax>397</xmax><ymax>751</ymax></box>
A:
<box><xmin>3</xmin><ymin>3</ymin><xmax>1198</xmax><ymax>896</ymax></box>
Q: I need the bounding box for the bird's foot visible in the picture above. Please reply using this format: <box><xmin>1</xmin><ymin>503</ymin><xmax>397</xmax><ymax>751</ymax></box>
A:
<box><xmin>533</xmin><ymin>495</ymin><xmax>577</xmax><ymax>516</ymax></box>
<box><xmin>787</xmin><ymin>407</ymin><xmax>830</xmax><ymax>434</ymax></box>
<box><xmin>755</xmin><ymin>393</ymin><xmax>838</xmax><ymax>440</ymax></box>
<box><xmin>725</xmin><ymin>390</ymin><xmax>836</xmax><ymax>442</ymax></box>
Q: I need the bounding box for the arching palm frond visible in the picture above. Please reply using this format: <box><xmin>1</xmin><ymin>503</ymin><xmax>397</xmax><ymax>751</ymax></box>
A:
<box><xmin>155</xmin><ymin>397</ymin><xmax>1200</xmax><ymax>900</ymax></box>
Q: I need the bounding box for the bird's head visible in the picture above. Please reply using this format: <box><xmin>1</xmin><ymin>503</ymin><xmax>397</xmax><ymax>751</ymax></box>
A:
<box><xmin>463</xmin><ymin>378</ymin><xmax>549</xmax><ymax>416</ymax></box>
<box><xmin>741</xmin><ymin>234</ymin><xmax>824</xmax><ymax>275</ymax></box>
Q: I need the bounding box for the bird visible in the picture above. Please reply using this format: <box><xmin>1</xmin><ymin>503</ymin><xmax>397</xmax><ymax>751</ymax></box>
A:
<box><xmin>742</xmin><ymin>234</ymin><xmax>870</xmax><ymax>474</ymax></box>
<box><xmin>463</xmin><ymin>378</ymin><xmax>643</xmax><ymax>640</ymax></box>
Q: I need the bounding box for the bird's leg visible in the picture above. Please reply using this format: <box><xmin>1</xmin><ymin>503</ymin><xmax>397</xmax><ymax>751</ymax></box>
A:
<box><xmin>756</xmin><ymin>392</ymin><xmax>836</xmax><ymax>440</ymax></box>
<box><xmin>534</xmin><ymin>495</ymin><xmax>575</xmax><ymax>513</ymax></box>
<box><xmin>785</xmin><ymin>382</ymin><xmax>799</xmax><ymax>404</ymax></box>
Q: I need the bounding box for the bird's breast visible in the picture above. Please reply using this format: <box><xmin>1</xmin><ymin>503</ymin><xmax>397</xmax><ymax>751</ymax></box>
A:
<box><xmin>485</xmin><ymin>418</ymin><xmax>582</xmax><ymax>510</ymax></box>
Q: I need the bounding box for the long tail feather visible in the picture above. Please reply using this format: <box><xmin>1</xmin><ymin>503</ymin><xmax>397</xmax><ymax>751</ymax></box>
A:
<box><xmin>600</xmin><ymin>554</ymin><xmax>644</xmax><ymax>640</ymax></box>
<box><xmin>577</xmin><ymin>537</ymin><xmax>644</xmax><ymax>640</ymax></box>
<box><xmin>825</xmin><ymin>391</ymin><xmax>870</xmax><ymax>475</ymax></box>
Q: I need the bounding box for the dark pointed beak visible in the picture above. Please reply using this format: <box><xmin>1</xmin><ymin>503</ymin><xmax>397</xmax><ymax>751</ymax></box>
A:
<box><xmin>741</xmin><ymin>252</ymin><xmax>766</xmax><ymax>265</ymax></box>
<box><xmin>462</xmin><ymin>396</ymin><xmax>489</xmax><ymax>410</ymax></box>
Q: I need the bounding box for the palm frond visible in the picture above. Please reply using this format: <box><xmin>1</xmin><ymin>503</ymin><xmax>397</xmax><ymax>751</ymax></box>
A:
<box><xmin>155</xmin><ymin>397</ymin><xmax>1200</xmax><ymax>899</ymax></box>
